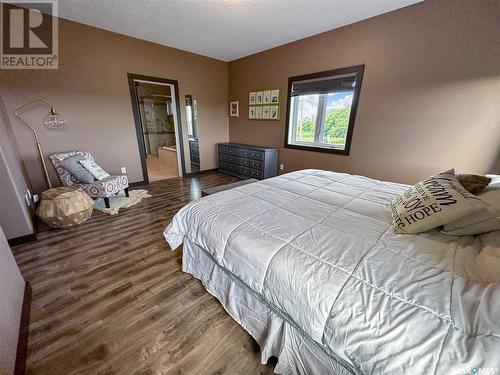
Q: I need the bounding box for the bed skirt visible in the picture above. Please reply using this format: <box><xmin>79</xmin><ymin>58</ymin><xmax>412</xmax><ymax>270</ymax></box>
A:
<box><xmin>182</xmin><ymin>237</ymin><xmax>354</xmax><ymax>375</ymax></box>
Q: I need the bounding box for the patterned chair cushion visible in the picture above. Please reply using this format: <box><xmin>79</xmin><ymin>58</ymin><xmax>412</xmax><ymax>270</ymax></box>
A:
<box><xmin>80</xmin><ymin>175</ymin><xmax>129</xmax><ymax>198</ymax></box>
<box><xmin>50</xmin><ymin>151</ymin><xmax>129</xmax><ymax>198</ymax></box>
<box><xmin>50</xmin><ymin>151</ymin><xmax>93</xmax><ymax>186</ymax></box>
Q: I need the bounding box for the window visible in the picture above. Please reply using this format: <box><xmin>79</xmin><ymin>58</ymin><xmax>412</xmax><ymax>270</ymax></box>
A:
<box><xmin>285</xmin><ymin>65</ymin><xmax>364</xmax><ymax>155</ymax></box>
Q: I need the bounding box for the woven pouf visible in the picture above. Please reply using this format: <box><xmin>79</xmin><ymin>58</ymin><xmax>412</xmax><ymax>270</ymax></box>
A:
<box><xmin>37</xmin><ymin>186</ymin><xmax>94</xmax><ymax>228</ymax></box>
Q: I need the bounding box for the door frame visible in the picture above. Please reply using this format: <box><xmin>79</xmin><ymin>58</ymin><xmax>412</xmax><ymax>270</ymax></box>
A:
<box><xmin>127</xmin><ymin>73</ymin><xmax>186</xmax><ymax>184</ymax></box>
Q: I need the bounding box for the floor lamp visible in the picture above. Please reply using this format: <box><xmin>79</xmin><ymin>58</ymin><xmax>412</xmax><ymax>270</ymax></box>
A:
<box><xmin>14</xmin><ymin>98</ymin><xmax>67</xmax><ymax>190</ymax></box>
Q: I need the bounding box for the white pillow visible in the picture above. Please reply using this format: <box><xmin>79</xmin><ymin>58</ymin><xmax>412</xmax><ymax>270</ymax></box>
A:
<box><xmin>79</xmin><ymin>159</ymin><xmax>110</xmax><ymax>181</ymax></box>
<box><xmin>442</xmin><ymin>178</ymin><xmax>500</xmax><ymax>236</ymax></box>
<box><xmin>485</xmin><ymin>174</ymin><xmax>500</xmax><ymax>189</ymax></box>
<box><xmin>390</xmin><ymin>169</ymin><xmax>487</xmax><ymax>234</ymax></box>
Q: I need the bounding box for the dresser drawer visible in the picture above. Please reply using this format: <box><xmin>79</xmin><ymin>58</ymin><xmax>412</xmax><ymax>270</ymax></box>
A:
<box><xmin>220</xmin><ymin>161</ymin><xmax>230</xmax><ymax>169</ymax></box>
<box><xmin>227</xmin><ymin>164</ymin><xmax>249</xmax><ymax>176</ymax></box>
<box><xmin>219</xmin><ymin>145</ymin><xmax>229</xmax><ymax>154</ymax></box>
<box><xmin>249</xmin><ymin>168</ymin><xmax>264</xmax><ymax>179</ymax></box>
<box><xmin>220</xmin><ymin>154</ymin><xmax>230</xmax><ymax>162</ymax></box>
<box><xmin>249</xmin><ymin>150</ymin><xmax>265</xmax><ymax>161</ymax></box>
<box><xmin>191</xmin><ymin>154</ymin><xmax>200</xmax><ymax>164</ymax></box>
<box><xmin>249</xmin><ymin>160</ymin><xmax>263</xmax><ymax>171</ymax></box>
<box><xmin>229</xmin><ymin>156</ymin><xmax>249</xmax><ymax>167</ymax></box>
<box><xmin>228</xmin><ymin>147</ymin><xmax>250</xmax><ymax>158</ymax></box>
<box><xmin>190</xmin><ymin>142</ymin><xmax>199</xmax><ymax>152</ymax></box>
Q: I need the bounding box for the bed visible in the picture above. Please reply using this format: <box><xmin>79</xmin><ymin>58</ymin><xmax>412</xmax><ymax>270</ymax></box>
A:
<box><xmin>164</xmin><ymin>169</ymin><xmax>500</xmax><ymax>374</ymax></box>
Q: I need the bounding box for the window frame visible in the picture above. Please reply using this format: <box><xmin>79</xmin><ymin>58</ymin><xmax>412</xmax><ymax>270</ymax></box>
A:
<box><xmin>284</xmin><ymin>65</ymin><xmax>365</xmax><ymax>155</ymax></box>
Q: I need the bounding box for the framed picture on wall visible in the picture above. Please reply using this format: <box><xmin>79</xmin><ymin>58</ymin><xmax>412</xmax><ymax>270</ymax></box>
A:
<box><xmin>270</xmin><ymin>105</ymin><xmax>279</xmax><ymax>120</ymax></box>
<box><xmin>262</xmin><ymin>106</ymin><xmax>270</xmax><ymax>119</ymax></box>
<box><xmin>229</xmin><ymin>101</ymin><xmax>239</xmax><ymax>117</ymax></box>
<box><xmin>270</xmin><ymin>90</ymin><xmax>279</xmax><ymax>104</ymax></box>
<box><xmin>249</xmin><ymin>92</ymin><xmax>256</xmax><ymax>105</ymax></box>
<box><xmin>255</xmin><ymin>91</ymin><xmax>263</xmax><ymax>105</ymax></box>
<box><xmin>263</xmin><ymin>90</ymin><xmax>271</xmax><ymax>104</ymax></box>
<box><xmin>255</xmin><ymin>106</ymin><xmax>263</xmax><ymax>119</ymax></box>
<box><xmin>248</xmin><ymin>89</ymin><xmax>280</xmax><ymax>120</ymax></box>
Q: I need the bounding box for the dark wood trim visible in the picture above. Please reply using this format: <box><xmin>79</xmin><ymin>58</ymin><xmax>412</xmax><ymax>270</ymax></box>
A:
<box><xmin>185</xmin><ymin>168</ymin><xmax>219</xmax><ymax>177</ymax></box>
<box><xmin>14</xmin><ymin>282</ymin><xmax>32</xmax><ymax>375</ymax></box>
<box><xmin>8</xmin><ymin>233</ymin><xmax>37</xmax><ymax>247</ymax></box>
<box><xmin>127</xmin><ymin>73</ymin><xmax>150</xmax><ymax>185</ymax></box>
<box><xmin>283</xmin><ymin>143</ymin><xmax>352</xmax><ymax>155</ymax></box>
<box><xmin>127</xmin><ymin>73</ymin><xmax>187</xmax><ymax>184</ymax></box>
<box><xmin>284</xmin><ymin>64</ymin><xmax>365</xmax><ymax>156</ymax></box>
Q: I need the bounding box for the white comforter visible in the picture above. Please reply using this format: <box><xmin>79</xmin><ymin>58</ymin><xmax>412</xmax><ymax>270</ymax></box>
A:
<box><xmin>164</xmin><ymin>169</ymin><xmax>500</xmax><ymax>374</ymax></box>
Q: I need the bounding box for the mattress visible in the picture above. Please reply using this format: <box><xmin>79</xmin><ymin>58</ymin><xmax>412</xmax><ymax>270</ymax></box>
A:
<box><xmin>164</xmin><ymin>169</ymin><xmax>500</xmax><ymax>374</ymax></box>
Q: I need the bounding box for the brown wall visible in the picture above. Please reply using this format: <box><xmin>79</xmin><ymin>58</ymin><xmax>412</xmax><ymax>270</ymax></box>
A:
<box><xmin>0</xmin><ymin>17</ymin><xmax>229</xmax><ymax>193</ymax></box>
<box><xmin>228</xmin><ymin>0</ymin><xmax>500</xmax><ymax>184</ymax></box>
<box><xmin>0</xmin><ymin>97</ymin><xmax>34</xmax><ymax>239</ymax></box>
<box><xmin>0</xmin><ymin>225</ymin><xmax>26</xmax><ymax>374</ymax></box>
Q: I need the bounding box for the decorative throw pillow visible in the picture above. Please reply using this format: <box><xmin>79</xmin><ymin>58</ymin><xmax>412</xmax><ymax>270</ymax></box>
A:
<box><xmin>456</xmin><ymin>174</ymin><xmax>492</xmax><ymax>194</ymax></box>
<box><xmin>79</xmin><ymin>159</ymin><xmax>110</xmax><ymax>181</ymax></box>
<box><xmin>390</xmin><ymin>169</ymin><xmax>487</xmax><ymax>234</ymax></box>
<box><xmin>59</xmin><ymin>155</ymin><xmax>96</xmax><ymax>184</ymax></box>
<box><xmin>442</xmin><ymin>185</ymin><xmax>500</xmax><ymax>236</ymax></box>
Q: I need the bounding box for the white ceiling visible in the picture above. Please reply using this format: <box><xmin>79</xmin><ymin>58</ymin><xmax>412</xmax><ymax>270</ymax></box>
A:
<box><xmin>57</xmin><ymin>0</ymin><xmax>422</xmax><ymax>62</ymax></box>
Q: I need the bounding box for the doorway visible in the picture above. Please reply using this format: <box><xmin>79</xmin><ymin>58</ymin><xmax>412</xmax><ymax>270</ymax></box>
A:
<box><xmin>128</xmin><ymin>73</ymin><xmax>185</xmax><ymax>183</ymax></box>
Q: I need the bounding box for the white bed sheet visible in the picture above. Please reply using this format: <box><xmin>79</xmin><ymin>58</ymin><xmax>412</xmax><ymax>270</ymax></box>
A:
<box><xmin>183</xmin><ymin>237</ymin><xmax>353</xmax><ymax>375</ymax></box>
<box><xmin>165</xmin><ymin>169</ymin><xmax>500</xmax><ymax>374</ymax></box>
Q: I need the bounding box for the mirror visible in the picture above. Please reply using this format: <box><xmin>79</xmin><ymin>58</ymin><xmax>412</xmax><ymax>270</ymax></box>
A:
<box><xmin>185</xmin><ymin>95</ymin><xmax>200</xmax><ymax>172</ymax></box>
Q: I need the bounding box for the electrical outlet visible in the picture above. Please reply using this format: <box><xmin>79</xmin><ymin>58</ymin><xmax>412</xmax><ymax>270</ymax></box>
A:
<box><xmin>279</xmin><ymin>164</ymin><xmax>284</xmax><ymax>171</ymax></box>
<box><xmin>33</xmin><ymin>194</ymin><xmax>39</xmax><ymax>203</ymax></box>
<box><xmin>121</xmin><ymin>167</ymin><xmax>127</xmax><ymax>174</ymax></box>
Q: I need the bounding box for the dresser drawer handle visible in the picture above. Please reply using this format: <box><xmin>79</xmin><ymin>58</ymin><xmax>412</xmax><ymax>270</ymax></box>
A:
<box><xmin>250</xmin><ymin>151</ymin><xmax>263</xmax><ymax>159</ymax></box>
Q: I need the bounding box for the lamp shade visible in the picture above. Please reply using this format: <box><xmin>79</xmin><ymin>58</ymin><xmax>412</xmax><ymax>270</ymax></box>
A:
<box><xmin>43</xmin><ymin>108</ymin><xmax>66</xmax><ymax>129</ymax></box>
<box><xmin>14</xmin><ymin>98</ymin><xmax>69</xmax><ymax>190</ymax></box>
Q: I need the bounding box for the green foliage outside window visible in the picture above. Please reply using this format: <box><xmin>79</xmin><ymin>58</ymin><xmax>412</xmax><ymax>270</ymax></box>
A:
<box><xmin>295</xmin><ymin>106</ymin><xmax>351</xmax><ymax>145</ymax></box>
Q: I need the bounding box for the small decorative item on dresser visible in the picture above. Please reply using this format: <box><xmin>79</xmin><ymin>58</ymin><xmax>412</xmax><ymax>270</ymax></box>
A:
<box><xmin>37</xmin><ymin>186</ymin><xmax>94</xmax><ymax>228</ymax></box>
<box><xmin>218</xmin><ymin>143</ymin><xmax>279</xmax><ymax>180</ymax></box>
<box><xmin>229</xmin><ymin>101</ymin><xmax>239</xmax><ymax>116</ymax></box>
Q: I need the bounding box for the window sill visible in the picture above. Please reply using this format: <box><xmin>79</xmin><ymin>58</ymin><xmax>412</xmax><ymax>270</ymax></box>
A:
<box><xmin>284</xmin><ymin>142</ymin><xmax>350</xmax><ymax>155</ymax></box>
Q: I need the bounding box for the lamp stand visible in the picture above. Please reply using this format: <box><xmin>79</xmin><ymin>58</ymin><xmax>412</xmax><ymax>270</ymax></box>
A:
<box><xmin>35</xmin><ymin>141</ymin><xmax>52</xmax><ymax>189</ymax></box>
<box><xmin>14</xmin><ymin>98</ymin><xmax>59</xmax><ymax>190</ymax></box>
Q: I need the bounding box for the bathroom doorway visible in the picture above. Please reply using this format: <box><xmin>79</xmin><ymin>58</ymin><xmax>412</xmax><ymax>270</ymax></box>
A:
<box><xmin>128</xmin><ymin>73</ymin><xmax>185</xmax><ymax>183</ymax></box>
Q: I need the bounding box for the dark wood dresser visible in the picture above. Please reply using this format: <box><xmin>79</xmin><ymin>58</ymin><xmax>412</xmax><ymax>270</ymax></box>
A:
<box><xmin>218</xmin><ymin>143</ymin><xmax>278</xmax><ymax>180</ymax></box>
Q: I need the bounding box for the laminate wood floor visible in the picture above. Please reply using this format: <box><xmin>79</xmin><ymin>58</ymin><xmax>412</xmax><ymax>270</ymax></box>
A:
<box><xmin>12</xmin><ymin>173</ymin><xmax>276</xmax><ymax>375</ymax></box>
